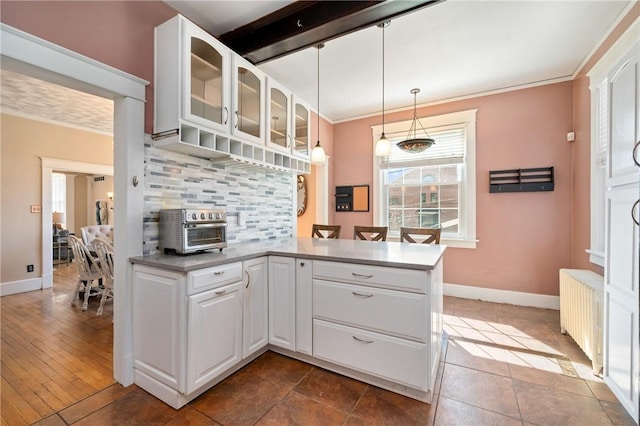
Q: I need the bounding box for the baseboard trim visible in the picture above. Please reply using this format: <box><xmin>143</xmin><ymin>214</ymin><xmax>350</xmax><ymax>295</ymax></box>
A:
<box><xmin>444</xmin><ymin>282</ymin><xmax>560</xmax><ymax>310</ymax></box>
<box><xmin>0</xmin><ymin>277</ymin><xmax>43</xmax><ymax>296</ymax></box>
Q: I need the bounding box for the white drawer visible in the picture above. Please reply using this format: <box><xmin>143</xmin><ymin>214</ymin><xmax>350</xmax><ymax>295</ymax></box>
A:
<box><xmin>313</xmin><ymin>280</ymin><xmax>427</xmax><ymax>342</ymax></box>
<box><xmin>313</xmin><ymin>260</ymin><xmax>426</xmax><ymax>293</ymax></box>
<box><xmin>187</xmin><ymin>262</ymin><xmax>242</xmax><ymax>295</ymax></box>
<box><xmin>313</xmin><ymin>319</ymin><xmax>427</xmax><ymax>390</ymax></box>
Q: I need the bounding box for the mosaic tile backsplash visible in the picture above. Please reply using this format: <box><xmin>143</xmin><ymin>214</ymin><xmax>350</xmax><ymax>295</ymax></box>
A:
<box><xmin>143</xmin><ymin>141</ymin><xmax>294</xmax><ymax>254</ymax></box>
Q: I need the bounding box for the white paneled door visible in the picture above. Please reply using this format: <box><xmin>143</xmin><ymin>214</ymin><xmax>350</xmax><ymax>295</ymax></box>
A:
<box><xmin>603</xmin><ymin>40</ymin><xmax>640</xmax><ymax>423</ymax></box>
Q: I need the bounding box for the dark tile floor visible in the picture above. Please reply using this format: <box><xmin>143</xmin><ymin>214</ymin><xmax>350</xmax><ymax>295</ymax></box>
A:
<box><xmin>31</xmin><ymin>296</ymin><xmax>636</xmax><ymax>425</ymax></box>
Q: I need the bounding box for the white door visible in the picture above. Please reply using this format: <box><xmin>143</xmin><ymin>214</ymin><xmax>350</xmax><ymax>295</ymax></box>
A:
<box><xmin>243</xmin><ymin>257</ymin><xmax>268</xmax><ymax>358</ymax></box>
<box><xmin>187</xmin><ymin>282</ymin><xmax>242</xmax><ymax>394</ymax></box>
<box><xmin>268</xmin><ymin>256</ymin><xmax>296</xmax><ymax>350</ymax></box>
<box><xmin>604</xmin><ymin>42</ymin><xmax>640</xmax><ymax>422</ymax></box>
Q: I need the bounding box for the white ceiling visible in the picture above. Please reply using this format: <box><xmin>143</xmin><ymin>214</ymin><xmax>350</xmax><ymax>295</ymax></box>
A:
<box><xmin>0</xmin><ymin>0</ymin><xmax>633</xmax><ymax>131</ymax></box>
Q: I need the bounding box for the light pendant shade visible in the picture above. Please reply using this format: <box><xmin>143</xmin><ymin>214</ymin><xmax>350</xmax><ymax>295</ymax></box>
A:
<box><xmin>397</xmin><ymin>88</ymin><xmax>435</xmax><ymax>153</ymax></box>
<box><xmin>311</xmin><ymin>140</ymin><xmax>326</xmax><ymax>163</ymax></box>
<box><xmin>311</xmin><ymin>43</ymin><xmax>326</xmax><ymax>165</ymax></box>
<box><xmin>375</xmin><ymin>20</ymin><xmax>390</xmax><ymax>157</ymax></box>
<box><xmin>375</xmin><ymin>133</ymin><xmax>391</xmax><ymax>156</ymax></box>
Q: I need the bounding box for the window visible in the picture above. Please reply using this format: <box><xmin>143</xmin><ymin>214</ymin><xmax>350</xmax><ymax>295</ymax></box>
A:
<box><xmin>372</xmin><ymin>110</ymin><xmax>477</xmax><ymax>248</ymax></box>
<box><xmin>52</xmin><ymin>172</ymin><xmax>66</xmax><ymax>216</ymax></box>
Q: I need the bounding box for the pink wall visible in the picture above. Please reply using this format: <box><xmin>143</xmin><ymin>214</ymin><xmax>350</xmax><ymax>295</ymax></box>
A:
<box><xmin>333</xmin><ymin>82</ymin><xmax>575</xmax><ymax>296</ymax></box>
<box><xmin>0</xmin><ymin>1</ymin><xmax>177</xmax><ymax>135</ymax></box>
<box><xmin>570</xmin><ymin>2</ymin><xmax>639</xmax><ymax>274</ymax></box>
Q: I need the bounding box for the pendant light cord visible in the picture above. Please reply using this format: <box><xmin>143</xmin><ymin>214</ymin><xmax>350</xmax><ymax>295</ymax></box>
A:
<box><xmin>382</xmin><ymin>23</ymin><xmax>385</xmax><ymax>131</ymax></box>
<box><xmin>317</xmin><ymin>45</ymin><xmax>320</xmax><ymax>143</ymax></box>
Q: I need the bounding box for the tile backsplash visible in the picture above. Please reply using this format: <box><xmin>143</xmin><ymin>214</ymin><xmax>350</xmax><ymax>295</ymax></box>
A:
<box><xmin>143</xmin><ymin>141</ymin><xmax>294</xmax><ymax>255</ymax></box>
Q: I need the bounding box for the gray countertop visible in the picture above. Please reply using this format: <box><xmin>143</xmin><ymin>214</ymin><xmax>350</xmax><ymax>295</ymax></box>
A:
<box><xmin>129</xmin><ymin>237</ymin><xmax>446</xmax><ymax>272</ymax></box>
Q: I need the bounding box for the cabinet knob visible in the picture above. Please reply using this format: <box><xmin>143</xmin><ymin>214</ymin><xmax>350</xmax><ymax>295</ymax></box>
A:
<box><xmin>299</xmin><ymin>262</ymin><xmax>305</xmax><ymax>267</ymax></box>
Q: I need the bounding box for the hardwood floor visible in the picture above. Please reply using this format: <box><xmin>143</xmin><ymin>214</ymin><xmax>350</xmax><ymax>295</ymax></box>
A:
<box><xmin>1</xmin><ymin>264</ymin><xmax>114</xmax><ymax>426</ymax></box>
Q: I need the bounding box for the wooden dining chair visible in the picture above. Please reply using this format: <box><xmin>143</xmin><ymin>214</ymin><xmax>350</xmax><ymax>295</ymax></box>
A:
<box><xmin>92</xmin><ymin>238</ymin><xmax>114</xmax><ymax>316</ymax></box>
<box><xmin>312</xmin><ymin>224</ymin><xmax>341</xmax><ymax>239</ymax></box>
<box><xmin>353</xmin><ymin>226</ymin><xmax>388</xmax><ymax>241</ymax></box>
<box><xmin>400</xmin><ymin>227</ymin><xmax>442</xmax><ymax>244</ymax></box>
<box><xmin>68</xmin><ymin>235</ymin><xmax>104</xmax><ymax>311</ymax></box>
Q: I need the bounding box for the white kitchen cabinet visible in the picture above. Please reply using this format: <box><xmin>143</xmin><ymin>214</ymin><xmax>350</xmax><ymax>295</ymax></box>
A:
<box><xmin>155</xmin><ymin>14</ymin><xmax>231</xmax><ymax>136</ymax></box>
<box><xmin>292</xmin><ymin>96</ymin><xmax>311</xmax><ymax>159</ymax></box>
<box><xmin>232</xmin><ymin>55</ymin><xmax>266</xmax><ymax>145</ymax></box>
<box><xmin>243</xmin><ymin>257</ymin><xmax>268</xmax><ymax>358</ymax></box>
<box><xmin>296</xmin><ymin>258</ymin><xmax>313</xmax><ymax>355</ymax></box>
<box><xmin>133</xmin><ymin>262</ymin><xmax>243</xmax><ymax>406</ymax></box>
<box><xmin>266</xmin><ymin>78</ymin><xmax>291</xmax><ymax>153</ymax></box>
<box><xmin>187</xmin><ymin>282</ymin><xmax>242</xmax><ymax>394</ymax></box>
<box><xmin>268</xmin><ymin>256</ymin><xmax>296</xmax><ymax>351</ymax></box>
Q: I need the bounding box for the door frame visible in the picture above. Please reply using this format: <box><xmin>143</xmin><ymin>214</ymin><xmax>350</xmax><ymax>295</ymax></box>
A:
<box><xmin>1</xmin><ymin>23</ymin><xmax>147</xmax><ymax>386</ymax></box>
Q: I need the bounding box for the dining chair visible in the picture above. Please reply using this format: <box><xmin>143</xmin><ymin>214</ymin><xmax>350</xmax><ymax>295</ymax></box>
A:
<box><xmin>92</xmin><ymin>238</ymin><xmax>114</xmax><ymax>316</ymax></box>
<box><xmin>400</xmin><ymin>227</ymin><xmax>442</xmax><ymax>244</ymax></box>
<box><xmin>68</xmin><ymin>235</ymin><xmax>104</xmax><ymax>311</ymax></box>
<box><xmin>312</xmin><ymin>224</ymin><xmax>341</xmax><ymax>239</ymax></box>
<box><xmin>353</xmin><ymin>226</ymin><xmax>388</xmax><ymax>241</ymax></box>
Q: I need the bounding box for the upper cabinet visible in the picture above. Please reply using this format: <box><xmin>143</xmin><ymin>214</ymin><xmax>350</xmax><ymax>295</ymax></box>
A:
<box><xmin>154</xmin><ymin>15</ymin><xmax>310</xmax><ymax>174</ymax></box>
<box><xmin>266</xmin><ymin>78</ymin><xmax>291</xmax><ymax>153</ymax></box>
<box><xmin>292</xmin><ymin>96</ymin><xmax>311</xmax><ymax>159</ymax></box>
<box><xmin>232</xmin><ymin>56</ymin><xmax>266</xmax><ymax>145</ymax></box>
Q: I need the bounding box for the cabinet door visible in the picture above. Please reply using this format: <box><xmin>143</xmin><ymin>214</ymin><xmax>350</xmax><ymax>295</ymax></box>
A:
<box><xmin>292</xmin><ymin>97</ymin><xmax>311</xmax><ymax>159</ymax></box>
<box><xmin>187</xmin><ymin>282</ymin><xmax>242</xmax><ymax>394</ymax></box>
<box><xmin>268</xmin><ymin>256</ymin><xmax>296</xmax><ymax>351</ymax></box>
<box><xmin>183</xmin><ymin>21</ymin><xmax>231</xmax><ymax>133</ymax></box>
<box><xmin>133</xmin><ymin>266</ymin><xmax>186</xmax><ymax>392</ymax></box>
<box><xmin>266</xmin><ymin>78</ymin><xmax>291</xmax><ymax>152</ymax></box>
<box><xmin>232</xmin><ymin>55</ymin><xmax>266</xmax><ymax>145</ymax></box>
<box><xmin>296</xmin><ymin>259</ymin><xmax>313</xmax><ymax>355</ymax></box>
<box><xmin>243</xmin><ymin>257</ymin><xmax>268</xmax><ymax>358</ymax></box>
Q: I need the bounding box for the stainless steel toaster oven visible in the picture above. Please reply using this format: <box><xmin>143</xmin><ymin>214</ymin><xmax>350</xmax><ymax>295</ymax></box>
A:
<box><xmin>159</xmin><ymin>209</ymin><xmax>227</xmax><ymax>254</ymax></box>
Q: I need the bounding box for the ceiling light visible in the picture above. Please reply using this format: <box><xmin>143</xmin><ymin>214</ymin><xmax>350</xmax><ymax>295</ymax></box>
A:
<box><xmin>375</xmin><ymin>21</ymin><xmax>391</xmax><ymax>157</ymax></box>
<box><xmin>397</xmin><ymin>88</ymin><xmax>435</xmax><ymax>153</ymax></box>
<box><xmin>311</xmin><ymin>43</ymin><xmax>327</xmax><ymax>165</ymax></box>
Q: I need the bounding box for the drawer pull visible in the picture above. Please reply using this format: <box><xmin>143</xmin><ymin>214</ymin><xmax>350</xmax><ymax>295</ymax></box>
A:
<box><xmin>245</xmin><ymin>270</ymin><xmax>251</xmax><ymax>289</ymax></box>
<box><xmin>352</xmin><ymin>336</ymin><xmax>374</xmax><ymax>344</ymax></box>
<box><xmin>215</xmin><ymin>290</ymin><xmax>226</xmax><ymax>295</ymax></box>
<box><xmin>214</xmin><ymin>271</ymin><xmax>225</xmax><ymax>276</ymax></box>
<box><xmin>351</xmin><ymin>272</ymin><xmax>373</xmax><ymax>279</ymax></box>
<box><xmin>352</xmin><ymin>291</ymin><xmax>373</xmax><ymax>298</ymax></box>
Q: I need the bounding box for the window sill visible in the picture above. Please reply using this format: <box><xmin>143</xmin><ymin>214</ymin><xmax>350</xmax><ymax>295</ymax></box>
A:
<box><xmin>586</xmin><ymin>249</ymin><xmax>605</xmax><ymax>267</ymax></box>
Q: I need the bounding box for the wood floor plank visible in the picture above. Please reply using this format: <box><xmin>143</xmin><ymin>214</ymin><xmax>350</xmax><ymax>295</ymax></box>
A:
<box><xmin>1</xmin><ymin>266</ymin><xmax>114</xmax><ymax>424</ymax></box>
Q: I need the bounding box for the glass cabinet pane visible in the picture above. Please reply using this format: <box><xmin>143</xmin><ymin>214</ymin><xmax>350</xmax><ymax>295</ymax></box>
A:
<box><xmin>270</xmin><ymin>88</ymin><xmax>289</xmax><ymax>149</ymax></box>
<box><xmin>294</xmin><ymin>103</ymin><xmax>309</xmax><ymax>157</ymax></box>
<box><xmin>190</xmin><ymin>37</ymin><xmax>223</xmax><ymax>125</ymax></box>
<box><xmin>237</xmin><ymin>67</ymin><xmax>261</xmax><ymax>138</ymax></box>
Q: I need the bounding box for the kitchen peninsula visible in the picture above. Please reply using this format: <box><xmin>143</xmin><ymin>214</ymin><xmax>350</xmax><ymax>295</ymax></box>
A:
<box><xmin>130</xmin><ymin>237</ymin><xmax>445</xmax><ymax>409</ymax></box>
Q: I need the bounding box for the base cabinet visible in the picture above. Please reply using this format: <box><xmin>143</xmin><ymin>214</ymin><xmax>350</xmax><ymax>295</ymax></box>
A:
<box><xmin>268</xmin><ymin>256</ymin><xmax>296</xmax><ymax>351</ymax></box>
<box><xmin>243</xmin><ymin>257</ymin><xmax>268</xmax><ymax>358</ymax></box>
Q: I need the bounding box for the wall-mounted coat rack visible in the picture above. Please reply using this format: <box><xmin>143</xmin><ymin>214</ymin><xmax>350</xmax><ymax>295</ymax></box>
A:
<box><xmin>490</xmin><ymin>167</ymin><xmax>554</xmax><ymax>193</ymax></box>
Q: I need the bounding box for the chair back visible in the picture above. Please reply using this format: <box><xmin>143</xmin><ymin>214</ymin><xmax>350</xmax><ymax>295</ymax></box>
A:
<box><xmin>400</xmin><ymin>227</ymin><xmax>441</xmax><ymax>244</ymax></box>
<box><xmin>81</xmin><ymin>225</ymin><xmax>114</xmax><ymax>247</ymax></box>
<box><xmin>67</xmin><ymin>235</ymin><xmax>102</xmax><ymax>279</ymax></box>
<box><xmin>353</xmin><ymin>226</ymin><xmax>388</xmax><ymax>241</ymax></box>
<box><xmin>92</xmin><ymin>238</ymin><xmax>114</xmax><ymax>285</ymax></box>
<box><xmin>312</xmin><ymin>224</ymin><xmax>341</xmax><ymax>239</ymax></box>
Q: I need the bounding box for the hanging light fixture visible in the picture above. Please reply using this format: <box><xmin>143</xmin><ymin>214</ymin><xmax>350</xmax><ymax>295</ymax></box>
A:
<box><xmin>375</xmin><ymin>21</ymin><xmax>391</xmax><ymax>157</ymax></box>
<box><xmin>311</xmin><ymin>43</ymin><xmax>327</xmax><ymax>164</ymax></box>
<box><xmin>396</xmin><ymin>88</ymin><xmax>435</xmax><ymax>153</ymax></box>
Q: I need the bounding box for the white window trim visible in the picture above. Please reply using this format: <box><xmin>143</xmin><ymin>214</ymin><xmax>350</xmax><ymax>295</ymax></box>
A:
<box><xmin>372</xmin><ymin>109</ymin><xmax>477</xmax><ymax>249</ymax></box>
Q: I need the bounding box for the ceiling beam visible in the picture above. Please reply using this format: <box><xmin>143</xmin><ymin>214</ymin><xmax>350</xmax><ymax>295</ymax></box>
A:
<box><xmin>219</xmin><ymin>0</ymin><xmax>443</xmax><ymax>65</ymax></box>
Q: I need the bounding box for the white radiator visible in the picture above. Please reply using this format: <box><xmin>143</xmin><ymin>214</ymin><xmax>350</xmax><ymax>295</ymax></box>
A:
<box><xmin>559</xmin><ymin>268</ymin><xmax>604</xmax><ymax>375</ymax></box>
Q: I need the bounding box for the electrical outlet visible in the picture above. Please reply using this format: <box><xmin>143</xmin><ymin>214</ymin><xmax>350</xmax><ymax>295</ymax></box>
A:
<box><xmin>30</xmin><ymin>205</ymin><xmax>41</xmax><ymax>213</ymax></box>
<box><xmin>26</xmin><ymin>264</ymin><xmax>34</xmax><ymax>273</ymax></box>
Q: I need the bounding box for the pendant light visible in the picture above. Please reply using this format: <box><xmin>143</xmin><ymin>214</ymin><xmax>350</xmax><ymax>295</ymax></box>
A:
<box><xmin>311</xmin><ymin>43</ymin><xmax>327</xmax><ymax>164</ymax></box>
<box><xmin>375</xmin><ymin>21</ymin><xmax>391</xmax><ymax>157</ymax></box>
<box><xmin>396</xmin><ymin>88</ymin><xmax>435</xmax><ymax>153</ymax></box>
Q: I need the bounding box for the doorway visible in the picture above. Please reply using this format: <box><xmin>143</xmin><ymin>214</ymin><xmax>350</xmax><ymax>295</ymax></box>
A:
<box><xmin>1</xmin><ymin>24</ymin><xmax>146</xmax><ymax>387</ymax></box>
